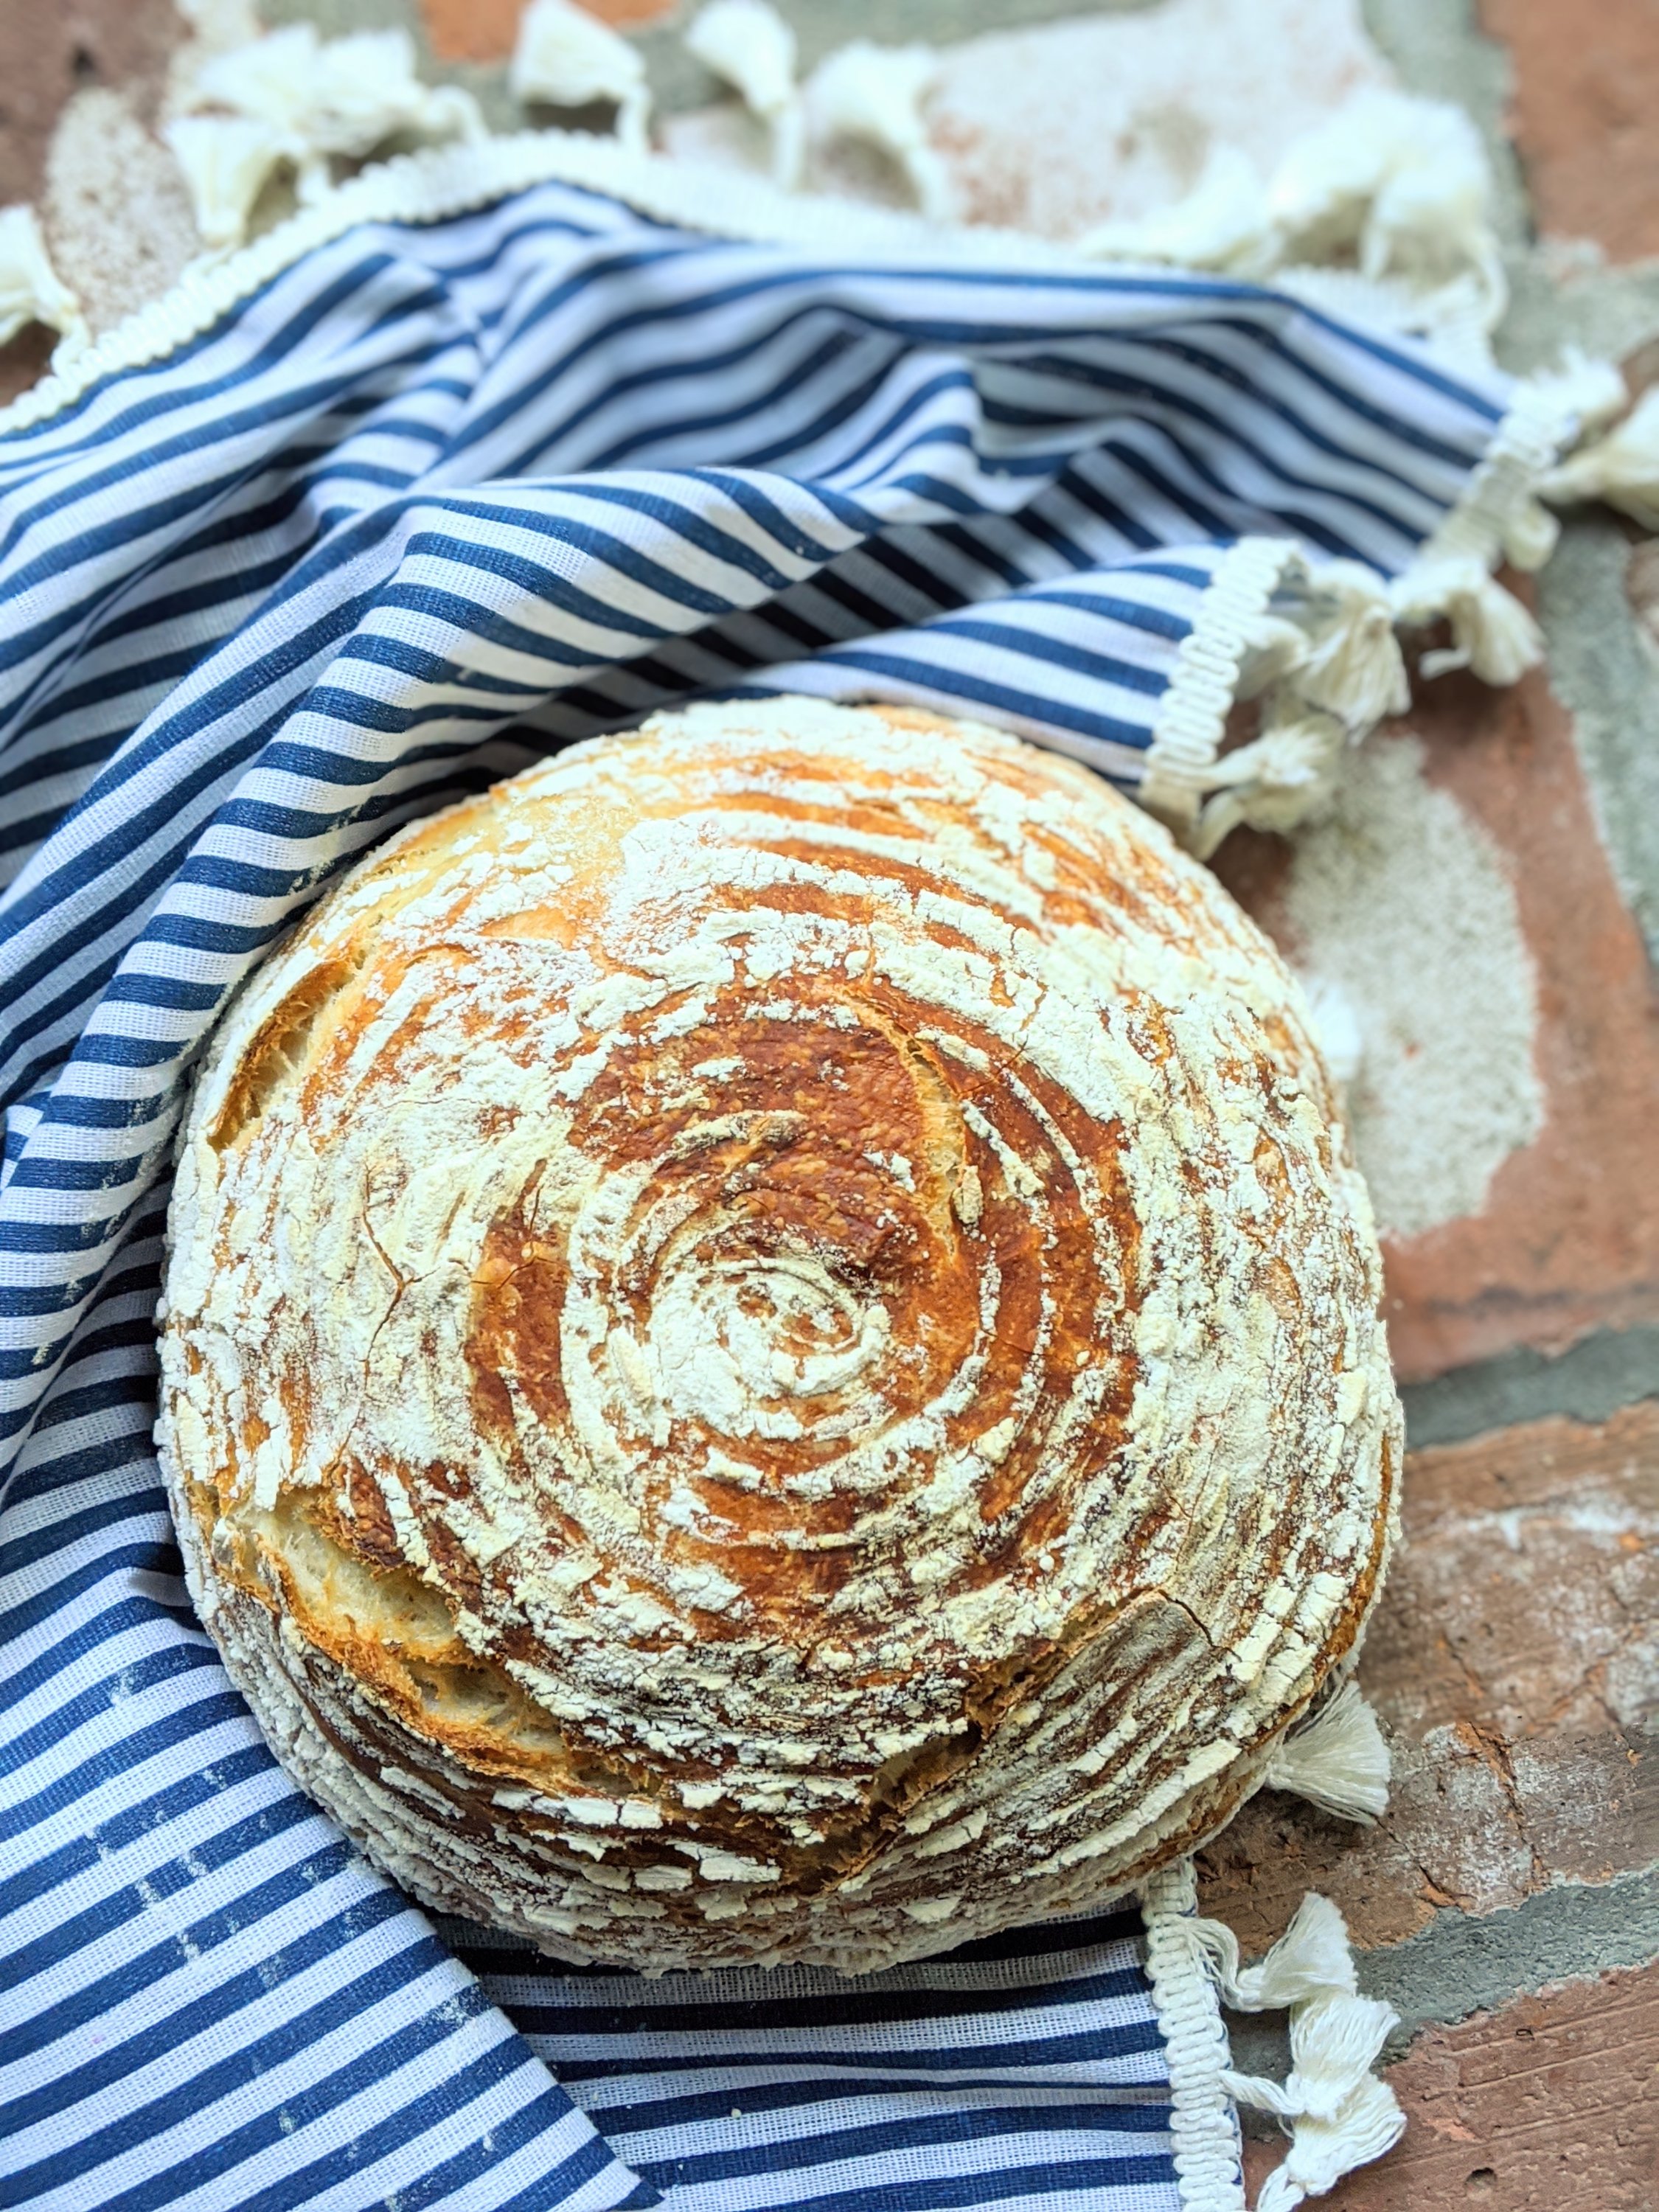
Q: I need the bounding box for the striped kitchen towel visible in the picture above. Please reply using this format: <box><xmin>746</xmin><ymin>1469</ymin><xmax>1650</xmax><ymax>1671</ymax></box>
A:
<box><xmin>0</xmin><ymin>134</ymin><xmax>1597</xmax><ymax>2212</ymax></box>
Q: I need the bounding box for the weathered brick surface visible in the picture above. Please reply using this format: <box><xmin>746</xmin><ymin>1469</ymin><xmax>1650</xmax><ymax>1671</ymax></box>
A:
<box><xmin>1244</xmin><ymin>1961</ymin><xmax>1659</xmax><ymax>2211</ymax></box>
<box><xmin>1199</xmin><ymin>1402</ymin><xmax>1659</xmax><ymax>1952</ymax></box>
<box><xmin>1481</xmin><ymin>0</ymin><xmax>1659</xmax><ymax>264</ymax></box>
<box><xmin>1217</xmin><ymin>658</ymin><xmax>1659</xmax><ymax>1385</ymax></box>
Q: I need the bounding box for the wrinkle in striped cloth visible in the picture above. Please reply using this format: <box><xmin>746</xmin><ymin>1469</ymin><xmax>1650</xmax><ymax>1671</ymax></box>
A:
<box><xmin>0</xmin><ymin>169</ymin><xmax>1517</xmax><ymax>2211</ymax></box>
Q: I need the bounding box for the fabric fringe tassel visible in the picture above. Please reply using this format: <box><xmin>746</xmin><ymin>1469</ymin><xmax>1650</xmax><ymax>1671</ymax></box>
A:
<box><xmin>1079</xmin><ymin>88</ymin><xmax>1506</xmax><ymax>358</ymax></box>
<box><xmin>1141</xmin><ymin>538</ymin><xmax>1551</xmax><ymax>852</ymax></box>
<box><xmin>1194</xmin><ymin>1890</ymin><xmax>1408</xmax><ymax>2210</ymax></box>
<box><xmin>1141</xmin><ymin>342</ymin><xmax>1659</xmax><ymax>858</ymax></box>
<box><xmin>1263</xmin><ymin>1680</ymin><xmax>1391</xmax><ymax>1823</ymax></box>
<box><xmin>1266</xmin><ymin>560</ymin><xmax>1411</xmax><ymax>729</ymax></box>
<box><xmin>167</xmin><ymin>20</ymin><xmax>487</xmax><ymax>252</ymax></box>
<box><xmin>1540</xmin><ymin>382</ymin><xmax>1659</xmax><ymax>535</ymax></box>
<box><xmin>1388</xmin><ymin>554</ymin><xmax>1544</xmax><ymax>684</ymax></box>
<box><xmin>0</xmin><ymin>204</ymin><xmax>85</xmax><ymax>355</ymax></box>
<box><xmin>686</xmin><ymin>0</ymin><xmax>805</xmax><ymax>189</ymax></box>
<box><xmin>806</xmin><ymin>41</ymin><xmax>954</xmax><ymax>223</ymax></box>
<box><xmin>1181</xmin><ymin>706</ymin><xmax>1346</xmax><ymax>860</ymax></box>
<box><xmin>512</xmin><ymin>0</ymin><xmax>652</xmax><ymax>150</ymax></box>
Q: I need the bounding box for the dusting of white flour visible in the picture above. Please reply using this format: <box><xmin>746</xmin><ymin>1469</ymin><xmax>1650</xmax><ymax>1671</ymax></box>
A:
<box><xmin>1283</xmin><ymin>735</ymin><xmax>1542</xmax><ymax>1242</ymax></box>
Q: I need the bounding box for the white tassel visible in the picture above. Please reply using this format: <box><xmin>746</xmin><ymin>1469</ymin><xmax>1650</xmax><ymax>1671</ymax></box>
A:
<box><xmin>807</xmin><ymin>41</ymin><xmax>953</xmax><ymax>224</ymax></box>
<box><xmin>686</xmin><ymin>0</ymin><xmax>804</xmax><ymax>189</ymax></box>
<box><xmin>1264</xmin><ymin>1680</ymin><xmax>1391</xmax><ymax>1823</ymax></box>
<box><xmin>186</xmin><ymin>24</ymin><xmax>478</xmax><ymax>159</ymax></box>
<box><xmin>1186</xmin><ymin>709</ymin><xmax>1346</xmax><ymax>859</ymax></box>
<box><xmin>1528</xmin><ymin>347</ymin><xmax>1631</xmax><ymax>440</ymax></box>
<box><xmin>1391</xmin><ymin>555</ymin><xmax>1543</xmax><ymax>684</ymax></box>
<box><xmin>1498</xmin><ymin>493</ymin><xmax>1559</xmax><ymax>574</ymax></box>
<box><xmin>1074</xmin><ymin>89</ymin><xmax>1502</xmax><ymax>346</ymax></box>
<box><xmin>1236</xmin><ymin>613</ymin><xmax>1314</xmax><ymax>699</ymax></box>
<box><xmin>1228</xmin><ymin>2000</ymin><xmax>1406</xmax><ymax>2208</ymax></box>
<box><xmin>512</xmin><ymin>0</ymin><xmax>651</xmax><ymax>150</ymax></box>
<box><xmin>1192</xmin><ymin>1891</ymin><xmax>1357</xmax><ymax>2012</ymax></box>
<box><xmin>1472</xmin><ymin>351</ymin><xmax>1631</xmax><ymax>572</ymax></box>
<box><xmin>1197</xmin><ymin>1890</ymin><xmax>1407</xmax><ymax>2209</ymax></box>
<box><xmin>165</xmin><ymin>113</ymin><xmax>291</xmax><ymax>251</ymax></box>
<box><xmin>173</xmin><ymin>21</ymin><xmax>483</xmax><ymax>246</ymax></box>
<box><xmin>303</xmin><ymin>30</ymin><xmax>484</xmax><ymax>158</ymax></box>
<box><xmin>1078</xmin><ymin>147</ymin><xmax>1278</xmax><ymax>277</ymax></box>
<box><xmin>1541</xmin><ymin>383</ymin><xmax>1659</xmax><ymax>535</ymax></box>
<box><xmin>0</xmin><ymin>204</ymin><xmax>84</xmax><ymax>350</ymax></box>
<box><xmin>1253</xmin><ymin>2071</ymin><xmax>1408</xmax><ymax>2211</ymax></box>
<box><xmin>1286</xmin><ymin>559</ymin><xmax>1411</xmax><ymax>729</ymax></box>
<box><xmin>1227</xmin><ymin>1992</ymin><xmax>1397</xmax><ymax>2121</ymax></box>
<box><xmin>1268</xmin><ymin>90</ymin><xmax>1495</xmax><ymax>294</ymax></box>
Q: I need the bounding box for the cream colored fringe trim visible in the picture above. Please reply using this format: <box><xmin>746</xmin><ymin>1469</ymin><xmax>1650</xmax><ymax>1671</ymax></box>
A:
<box><xmin>1138</xmin><ymin>347</ymin><xmax>1654</xmax><ymax>855</ymax></box>
<box><xmin>1143</xmin><ymin>1850</ymin><xmax>1405</xmax><ymax>2212</ymax></box>
<box><xmin>0</xmin><ymin>204</ymin><xmax>86</xmax><ymax>354</ymax></box>
<box><xmin>1143</xmin><ymin>1861</ymin><xmax>1249</xmax><ymax>2212</ymax></box>
<box><xmin>1140</xmin><ymin>1683</ymin><xmax>1400</xmax><ymax>2211</ymax></box>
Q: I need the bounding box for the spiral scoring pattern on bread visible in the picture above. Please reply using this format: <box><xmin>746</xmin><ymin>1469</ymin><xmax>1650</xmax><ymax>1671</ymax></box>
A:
<box><xmin>159</xmin><ymin>698</ymin><xmax>1398</xmax><ymax>1972</ymax></box>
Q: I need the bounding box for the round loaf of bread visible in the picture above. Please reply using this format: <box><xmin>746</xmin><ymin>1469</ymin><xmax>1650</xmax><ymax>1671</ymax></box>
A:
<box><xmin>159</xmin><ymin>695</ymin><xmax>1399</xmax><ymax>1973</ymax></box>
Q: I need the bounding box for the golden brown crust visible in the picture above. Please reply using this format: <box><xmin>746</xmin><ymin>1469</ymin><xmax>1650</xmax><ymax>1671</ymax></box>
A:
<box><xmin>159</xmin><ymin>696</ymin><xmax>1399</xmax><ymax>1972</ymax></box>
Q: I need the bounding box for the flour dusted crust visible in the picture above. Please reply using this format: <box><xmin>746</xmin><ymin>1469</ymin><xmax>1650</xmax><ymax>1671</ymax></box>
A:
<box><xmin>159</xmin><ymin>697</ymin><xmax>1399</xmax><ymax>1972</ymax></box>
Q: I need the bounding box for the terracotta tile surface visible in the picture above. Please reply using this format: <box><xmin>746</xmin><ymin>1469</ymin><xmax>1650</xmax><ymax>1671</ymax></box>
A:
<box><xmin>1197</xmin><ymin>1400</ymin><xmax>1659</xmax><ymax>1952</ymax></box>
<box><xmin>1481</xmin><ymin>0</ymin><xmax>1659</xmax><ymax>264</ymax></box>
<box><xmin>421</xmin><ymin>0</ymin><xmax>529</xmax><ymax>62</ymax></box>
<box><xmin>1381</xmin><ymin>658</ymin><xmax>1659</xmax><ymax>1380</ymax></box>
<box><xmin>1245</xmin><ymin>1961</ymin><xmax>1659</xmax><ymax>2211</ymax></box>
<box><xmin>421</xmin><ymin>0</ymin><xmax>674</xmax><ymax>61</ymax></box>
<box><xmin>1215</xmin><ymin>654</ymin><xmax>1659</xmax><ymax>1386</ymax></box>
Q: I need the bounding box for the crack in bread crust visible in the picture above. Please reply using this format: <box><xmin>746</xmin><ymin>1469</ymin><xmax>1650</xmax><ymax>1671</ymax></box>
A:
<box><xmin>158</xmin><ymin>697</ymin><xmax>1400</xmax><ymax>1973</ymax></box>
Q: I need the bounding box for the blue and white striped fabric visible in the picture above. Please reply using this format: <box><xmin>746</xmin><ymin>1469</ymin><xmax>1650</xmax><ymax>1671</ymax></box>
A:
<box><xmin>0</xmin><ymin>167</ymin><xmax>1517</xmax><ymax>2211</ymax></box>
<box><xmin>445</xmin><ymin>1905</ymin><xmax>1174</xmax><ymax>2211</ymax></box>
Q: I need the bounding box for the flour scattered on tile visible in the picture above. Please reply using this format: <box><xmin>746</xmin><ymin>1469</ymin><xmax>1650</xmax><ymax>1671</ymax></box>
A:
<box><xmin>1281</xmin><ymin>737</ymin><xmax>1542</xmax><ymax>1241</ymax></box>
<box><xmin>44</xmin><ymin>88</ymin><xmax>200</xmax><ymax>336</ymax></box>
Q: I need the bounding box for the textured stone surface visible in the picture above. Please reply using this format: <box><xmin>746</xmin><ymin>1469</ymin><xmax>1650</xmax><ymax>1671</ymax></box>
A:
<box><xmin>421</xmin><ymin>0</ymin><xmax>526</xmax><ymax>60</ymax></box>
<box><xmin>1281</xmin><ymin>734</ymin><xmax>1543</xmax><ymax>1247</ymax></box>
<box><xmin>1480</xmin><ymin>0</ymin><xmax>1659</xmax><ymax>264</ymax></box>
<box><xmin>1245</xmin><ymin>1961</ymin><xmax>1659</xmax><ymax>2211</ymax></box>
<box><xmin>908</xmin><ymin>0</ymin><xmax>1387</xmax><ymax>240</ymax></box>
<box><xmin>0</xmin><ymin>0</ymin><xmax>182</xmax><ymax>400</ymax></box>
<box><xmin>1198</xmin><ymin>1400</ymin><xmax>1659</xmax><ymax>1952</ymax></box>
<box><xmin>1360</xmin><ymin>1873</ymin><xmax>1659</xmax><ymax>2045</ymax></box>
<box><xmin>1538</xmin><ymin>524</ymin><xmax>1659</xmax><ymax>977</ymax></box>
<box><xmin>1363</xmin><ymin>0</ymin><xmax>1529</xmax><ymax>248</ymax></box>
<box><xmin>1382</xmin><ymin>665</ymin><xmax>1659</xmax><ymax>1378</ymax></box>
